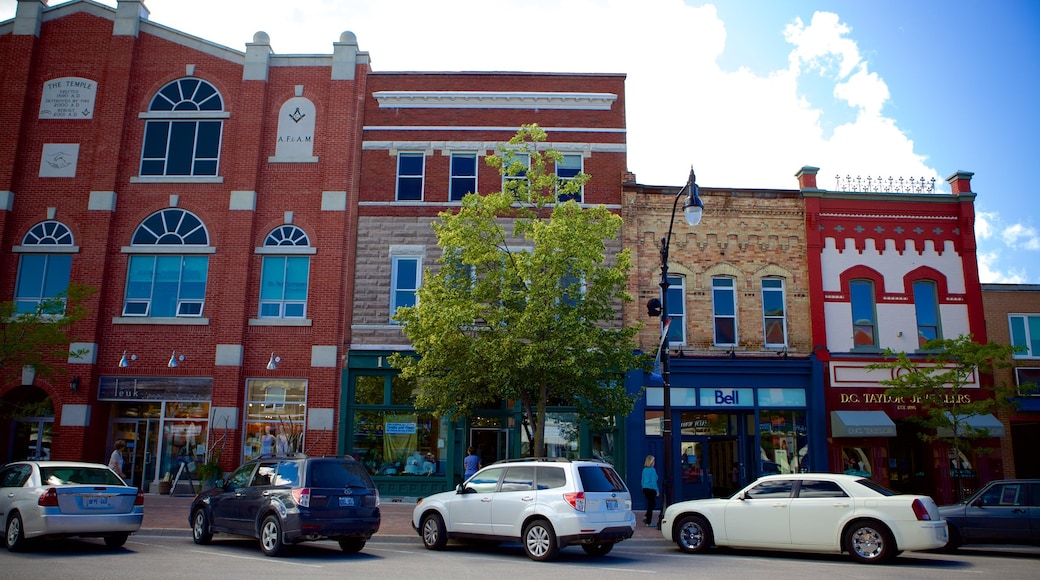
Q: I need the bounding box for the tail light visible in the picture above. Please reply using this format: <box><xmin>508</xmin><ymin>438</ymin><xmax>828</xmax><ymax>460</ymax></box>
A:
<box><xmin>911</xmin><ymin>498</ymin><xmax>932</xmax><ymax>521</ymax></box>
<box><xmin>135</xmin><ymin>490</ymin><xmax>145</xmax><ymax>506</ymax></box>
<box><xmin>291</xmin><ymin>487</ymin><xmax>311</xmax><ymax>508</ymax></box>
<box><xmin>364</xmin><ymin>489</ymin><xmax>381</xmax><ymax>508</ymax></box>
<box><xmin>38</xmin><ymin>488</ymin><xmax>59</xmax><ymax>507</ymax></box>
<box><xmin>564</xmin><ymin>491</ymin><xmax>586</xmax><ymax>512</ymax></box>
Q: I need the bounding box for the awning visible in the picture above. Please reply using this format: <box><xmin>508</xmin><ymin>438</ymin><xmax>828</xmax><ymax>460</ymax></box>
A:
<box><xmin>830</xmin><ymin>410</ymin><xmax>897</xmax><ymax>437</ymax></box>
<box><xmin>936</xmin><ymin>413</ymin><xmax>1006</xmax><ymax>438</ymax></box>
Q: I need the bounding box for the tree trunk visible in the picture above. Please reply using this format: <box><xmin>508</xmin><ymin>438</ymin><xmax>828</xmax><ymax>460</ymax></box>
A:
<box><xmin>533</xmin><ymin>382</ymin><xmax>547</xmax><ymax>458</ymax></box>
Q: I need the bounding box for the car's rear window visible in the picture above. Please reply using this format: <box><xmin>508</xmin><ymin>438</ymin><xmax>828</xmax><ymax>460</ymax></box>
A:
<box><xmin>308</xmin><ymin>460</ymin><xmax>374</xmax><ymax>489</ymax></box>
<box><xmin>41</xmin><ymin>467</ymin><xmax>124</xmax><ymax>486</ymax></box>
<box><xmin>577</xmin><ymin>465</ymin><xmax>627</xmax><ymax>493</ymax></box>
<box><xmin>536</xmin><ymin>466</ymin><xmax>566</xmax><ymax>490</ymax></box>
<box><xmin>854</xmin><ymin>478</ymin><xmax>898</xmax><ymax>496</ymax></box>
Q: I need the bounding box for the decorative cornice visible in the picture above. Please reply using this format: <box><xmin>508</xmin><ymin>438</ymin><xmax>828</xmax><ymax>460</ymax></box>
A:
<box><xmin>373</xmin><ymin>91</ymin><xmax>618</xmax><ymax>110</ymax></box>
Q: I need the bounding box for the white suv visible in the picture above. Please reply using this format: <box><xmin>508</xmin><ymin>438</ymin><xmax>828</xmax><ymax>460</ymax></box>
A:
<box><xmin>411</xmin><ymin>457</ymin><xmax>635</xmax><ymax>561</ymax></box>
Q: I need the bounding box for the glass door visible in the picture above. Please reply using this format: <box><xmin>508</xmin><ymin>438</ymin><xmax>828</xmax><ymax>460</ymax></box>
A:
<box><xmin>470</xmin><ymin>427</ymin><xmax>508</xmax><ymax>469</ymax></box>
<box><xmin>10</xmin><ymin>419</ymin><xmax>53</xmax><ymax>461</ymax></box>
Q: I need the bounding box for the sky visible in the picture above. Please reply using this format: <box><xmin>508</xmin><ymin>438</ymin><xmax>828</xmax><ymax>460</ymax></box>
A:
<box><xmin>3</xmin><ymin>0</ymin><xmax>1039</xmax><ymax>284</ymax></box>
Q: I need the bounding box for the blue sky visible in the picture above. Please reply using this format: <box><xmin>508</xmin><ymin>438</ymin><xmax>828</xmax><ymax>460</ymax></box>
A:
<box><xmin>4</xmin><ymin>0</ymin><xmax>1038</xmax><ymax>283</ymax></box>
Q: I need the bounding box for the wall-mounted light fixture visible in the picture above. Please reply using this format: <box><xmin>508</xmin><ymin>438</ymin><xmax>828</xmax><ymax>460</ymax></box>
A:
<box><xmin>267</xmin><ymin>352</ymin><xmax>280</xmax><ymax>371</ymax></box>
<box><xmin>118</xmin><ymin>350</ymin><xmax>136</xmax><ymax>368</ymax></box>
<box><xmin>69</xmin><ymin>376</ymin><xmax>81</xmax><ymax>392</ymax></box>
<box><xmin>168</xmin><ymin>350</ymin><xmax>184</xmax><ymax>368</ymax></box>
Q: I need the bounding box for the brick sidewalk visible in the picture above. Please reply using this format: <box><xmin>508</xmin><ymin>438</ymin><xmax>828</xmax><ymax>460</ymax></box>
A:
<box><xmin>139</xmin><ymin>493</ymin><xmax>665</xmax><ymax>540</ymax></box>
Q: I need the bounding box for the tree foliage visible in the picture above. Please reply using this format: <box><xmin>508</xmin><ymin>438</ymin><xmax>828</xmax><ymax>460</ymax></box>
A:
<box><xmin>868</xmin><ymin>335</ymin><xmax>1027</xmax><ymax>500</ymax></box>
<box><xmin>0</xmin><ymin>283</ymin><xmax>95</xmax><ymax>387</ymax></box>
<box><xmin>390</xmin><ymin>124</ymin><xmax>647</xmax><ymax>457</ymax></box>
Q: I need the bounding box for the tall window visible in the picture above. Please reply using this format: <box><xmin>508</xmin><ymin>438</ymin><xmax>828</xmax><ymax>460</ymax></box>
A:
<box><xmin>556</xmin><ymin>153</ymin><xmax>583</xmax><ymax>202</ymax></box>
<box><xmin>502</xmin><ymin>152</ymin><xmax>530</xmax><ymax>198</ymax></box>
<box><xmin>712</xmin><ymin>277</ymin><xmax>737</xmax><ymax>346</ymax></box>
<box><xmin>1010</xmin><ymin>314</ymin><xmax>1040</xmax><ymax>359</ymax></box>
<box><xmin>666</xmin><ymin>275</ymin><xmax>686</xmax><ymax>345</ymax></box>
<box><xmin>140</xmin><ymin>78</ymin><xmax>224</xmax><ymax>176</ymax></box>
<box><xmin>259</xmin><ymin>225</ymin><xmax>312</xmax><ymax>319</ymax></box>
<box><xmin>761</xmin><ymin>278</ymin><xmax>787</xmax><ymax>348</ymax></box>
<box><xmin>122</xmin><ymin>208</ymin><xmax>210</xmax><ymax>318</ymax></box>
<box><xmin>912</xmin><ymin>280</ymin><xmax>941</xmax><ymax>346</ymax></box>
<box><xmin>390</xmin><ymin>253</ymin><xmax>422</xmax><ymax>323</ymax></box>
<box><xmin>449</xmin><ymin>153</ymin><xmax>477</xmax><ymax>201</ymax></box>
<box><xmin>351</xmin><ymin>373</ymin><xmax>444</xmax><ymax>476</ymax></box>
<box><xmin>14</xmin><ymin>221</ymin><xmax>74</xmax><ymax>314</ymax></box>
<box><xmin>849</xmin><ymin>279</ymin><xmax>877</xmax><ymax>348</ymax></box>
<box><xmin>396</xmin><ymin>152</ymin><xmax>425</xmax><ymax>201</ymax></box>
<box><xmin>243</xmin><ymin>379</ymin><xmax>307</xmax><ymax>461</ymax></box>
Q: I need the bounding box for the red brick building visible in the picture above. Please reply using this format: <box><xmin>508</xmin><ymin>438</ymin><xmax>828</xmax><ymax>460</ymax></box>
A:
<box><xmin>1</xmin><ymin>0</ymin><xmax>367</xmax><ymax>489</ymax></box>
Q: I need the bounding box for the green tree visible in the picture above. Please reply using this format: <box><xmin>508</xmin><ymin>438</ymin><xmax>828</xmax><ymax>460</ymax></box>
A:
<box><xmin>0</xmin><ymin>283</ymin><xmax>94</xmax><ymax>395</ymax></box>
<box><xmin>868</xmin><ymin>335</ymin><xmax>1028</xmax><ymax>500</ymax></box>
<box><xmin>390</xmin><ymin>124</ymin><xmax>647</xmax><ymax>458</ymax></box>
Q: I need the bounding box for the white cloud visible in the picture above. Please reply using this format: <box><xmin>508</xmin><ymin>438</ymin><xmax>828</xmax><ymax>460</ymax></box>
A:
<box><xmin>1002</xmin><ymin>223</ymin><xmax>1040</xmax><ymax>250</ymax></box>
<box><xmin>975</xmin><ymin>211</ymin><xmax>997</xmax><ymax>240</ymax></box>
<box><xmin>977</xmin><ymin>251</ymin><xmax>1027</xmax><ymax>284</ymax></box>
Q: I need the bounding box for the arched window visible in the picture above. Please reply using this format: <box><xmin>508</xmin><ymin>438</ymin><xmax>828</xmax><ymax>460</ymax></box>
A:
<box><xmin>123</xmin><ymin>208</ymin><xmax>211</xmax><ymax>318</ymax></box>
<box><xmin>666</xmin><ymin>275</ymin><xmax>686</xmax><ymax>345</ymax></box>
<box><xmin>761</xmin><ymin>277</ymin><xmax>787</xmax><ymax>348</ymax></box>
<box><xmin>140</xmin><ymin>78</ymin><xmax>224</xmax><ymax>176</ymax></box>
<box><xmin>14</xmin><ymin>221</ymin><xmax>76</xmax><ymax>314</ymax></box>
<box><xmin>259</xmin><ymin>225</ymin><xmax>312</xmax><ymax>319</ymax></box>
<box><xmin>712</xmin><ymin>276</ymin><xmax>737</xmax><ymax>346</ymax></box>
<box><xmin>849</xmin><ymin>279</ymin><xmax>878</xmax><ymax>348</ymax></box>
<box><xmin>912</xmin><ymin>280</ymin><xmax>941</xmax><ymax>346</ymax></box>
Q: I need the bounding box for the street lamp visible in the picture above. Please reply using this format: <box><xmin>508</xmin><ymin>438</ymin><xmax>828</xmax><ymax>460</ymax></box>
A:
<box><xmin>657</xmin><ymin>167</ymin><xmax>703</xmax><ymax>513</ymax></box>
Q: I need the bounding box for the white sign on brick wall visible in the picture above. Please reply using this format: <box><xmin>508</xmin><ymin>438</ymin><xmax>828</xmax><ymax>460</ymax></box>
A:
<box><xmin>39</xmin><ymin>77</ymin><xmax>97</xmax><ymax>119</ymax></box>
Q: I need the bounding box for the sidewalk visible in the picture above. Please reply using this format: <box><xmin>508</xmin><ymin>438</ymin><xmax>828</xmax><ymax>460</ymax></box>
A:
<box><xmin>138</xmin><ymin>493</ymin><xmax>666</xmax><ymax>541</ymax></box>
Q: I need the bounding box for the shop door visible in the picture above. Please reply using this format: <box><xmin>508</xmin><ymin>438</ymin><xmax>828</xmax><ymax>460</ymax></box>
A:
<box><xmin>708</xmin><ymin>437</ymin><xmax>740</xmax><ymax>498</ymax></box>
<box><xmin>677</xmin><ymin>437</ymin><xmax>708</xmax><ymax>501</ymax></box>
<box><xmin>470</xmin><ymin>428</ymin><xmax>509</xmax><ymax>469</ymax></box>
<box><xmin>111</xmin><ymin>419</ymin><xmax>160</xmax><ymax>491</ymax></box>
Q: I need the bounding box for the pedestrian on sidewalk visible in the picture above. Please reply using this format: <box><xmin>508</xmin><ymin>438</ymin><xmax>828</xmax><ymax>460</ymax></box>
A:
<box><xmin>641</xmin><ymin>454</ymin><xmax>659</xmax><ymax>527</ymax></box>
<box><xmin>463</xmin><ymin>446</ymin><xmax>481</xmax><ymax>481</ymax></box>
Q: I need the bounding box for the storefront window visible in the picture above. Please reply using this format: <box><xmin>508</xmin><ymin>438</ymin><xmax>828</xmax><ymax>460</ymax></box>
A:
<box><xmin>644</xmin><ymin>410</ymin><xmax>663</xmax><ymax>436</ymax></box>
<box><xmin>352</xmin><ymin>410</ymin><xmax>443</xmax><ymax>476</ymax></box>
<box><xmin>590</xmin><ymin>417</ymin><xmax>617</xmax><ymax>464</ymax></box>
<box><xmin>244</xmin><ymin>379</ymin><xmax>307</xmax><ymax>461</ymax></box>
<box><xmin>679</xmin><ymin>412</ymin><xmax>735</xmax><ymax>435</ymax></box>
<box><xmin>522</xmin><ymin>412</ymin><xmax>578</xmax><ymax>458</ymax></box>
<box><xmin>759</xmin><ymin>410</ymin><xmax>808</xmax><ymax>474</ymax></box>
<box><xmin>355</xmin><ymin>375</ymin><xmax>383</xmax><ymax>405</ymax></box>
<box><xmin>842</xmin><ymin>447</ymin><xmax>873</xmax><ymax>476</ymax></box>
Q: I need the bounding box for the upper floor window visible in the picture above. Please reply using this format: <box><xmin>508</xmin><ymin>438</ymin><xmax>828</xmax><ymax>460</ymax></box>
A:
<box><xmin>140</xmin><ymin>78</ymin><xmax>224</xmax><ymax>176</ymax></box>
<box><xmin>396</xmin><ymin>152</ymin><xmax>425</xmax><ymax>201</ymax></box>
<box><xmin>502</xmin><ymin>153</ymin><xmax>530</xmax><ymax>198</ymax></box>
<box><xmin>556</xmin><ymin>154</ymin><xmax>583</xmax><ymax>203</ymax></box>
<box><xmin>14</xmin><ymin>221</ymin><xmax>75</xmax><ymax>314</ymax></box>
<box><xmin>1010</xmin><ymin>314</ymin><xmax>1040</xmax><ymax>359</ymax></box>
<box><xmin>123</xmin><ymin>208</ymin><xmax>210</xmax><ymax>318</ymax></box>
<box><xmin>449</xmin><ymin>153</ymin><xmax>478</xmax><ymax>201</ymax></box>
<box><xmin>849</xmin><ymin>279</ymin><xmax>878</xmax><ymax>348</ymax></box>
<box><xmin>761</xmin><ymin>278</ymin><xmax>787</xmax><ymax>348</ymax></box>
<box><xmin>259</xmin><ymin>225</ymin><xmax>311</xmax><ymax>319</ymax></box>
<box><xmin>666</xmin><ymin>275</ymin><xmax>686</xmax><ymax>345</ymax></box>
<box><xmin>390</xmin><ymin>253</ymin><xmax>422</xmax><ymax>323</ymax></box>
<box><xmin>912</xmin><ymin>280</ymin><xmax>941</xmax><ymax>346</ymax></box>
<box><xmin>712</xmin><ymin>277</ymin><xmax>737</xmax><ymax>346</ymax></box>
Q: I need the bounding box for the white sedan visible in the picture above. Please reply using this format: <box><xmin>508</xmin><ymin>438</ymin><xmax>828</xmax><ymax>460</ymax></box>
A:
<box><xmin>660</xmin><ymin>473</ymin><xmax>947</xmax><ymax>564</ymax></box>
<box><xmin>1</xmin><ymin>460</ymin><xmax>144</xmax><ymax>551</ymax></box>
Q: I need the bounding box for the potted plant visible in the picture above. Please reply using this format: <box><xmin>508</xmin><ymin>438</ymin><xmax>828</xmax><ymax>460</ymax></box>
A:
<box><xmin>197</xmin><ymin>454</ymin><xmax>223</xmax><ymax>489</ymax></box>
<box><xmin>157</xmin><ymin>472</ymin><xmax>172</xmax><ymax>495</ymax></box>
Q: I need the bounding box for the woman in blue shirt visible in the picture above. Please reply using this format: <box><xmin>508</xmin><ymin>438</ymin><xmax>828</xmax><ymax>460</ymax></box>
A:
<box><xmin>641</xmin><ymin>454</ymin><xmax>659</xmax><ymax>527</ymax></box>
<box><xmin>463</xmin><ymin>446</ymin><xmax>481</xmax><ymax>481</ymax></box>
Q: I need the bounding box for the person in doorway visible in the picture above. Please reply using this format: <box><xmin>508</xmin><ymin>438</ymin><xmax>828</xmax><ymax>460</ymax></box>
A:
<box><xmin>641</xmin><ymin>454</ymin><xmax>659</xmax><ymax>527</ymax></box>
<box><xmin>260</xmin><ymin>426</ymin><xmax>276</xmax><ymax>456</ymax></box>
<box><xmin>109</xmin><ymin>439</ymin><xmax>127</xmax><ymax>480</ymax></box>
<box><xmin>463</xmin><ymin>446</ymin><xmax>481</xmax><ymax>481</ymax></box>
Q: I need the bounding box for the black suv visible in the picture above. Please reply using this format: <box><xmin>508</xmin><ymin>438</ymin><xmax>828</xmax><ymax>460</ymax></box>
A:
<box><xmin>189</xmin><ymin>454</ymin><xmax>380</xmax><ymax>556</ymax></box>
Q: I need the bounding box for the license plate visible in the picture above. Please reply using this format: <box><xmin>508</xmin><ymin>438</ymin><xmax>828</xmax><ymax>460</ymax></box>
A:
<box><xmin>605</xmin><ymin>499</ymin><xmax>618</xmax><ymax>510</ymax></box>
<box><xmin>85</xmin><ymin>496</ymin><xmax>111</xmax><ymax>509</ymax></box>
<box><xmin>339</xmin><ymin>496</ymin><xmax>355</xmax><ymax>507</ymax></box>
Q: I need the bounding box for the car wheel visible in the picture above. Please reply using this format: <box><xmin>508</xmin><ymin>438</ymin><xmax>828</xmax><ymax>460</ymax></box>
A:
<box><xmin>845</xmin><ymin>519</ymin><xmax>895</xmax><ymax>564</ymax></box>
<box><xmin>675</xmin><ymin>515</ymin><xmax>713</xmax><ymax>554</ymax></box>
<box><xmin>5</xmin><ymin>512</ymin><xmax>29</xmax><ymax>552</ymax></box>
<box><xmin>420</xmin><ymin>512</ymin><xmax>447</xmax><ymax>550</ymax></box>
<box><xmin>338</xmin><ymin>537</ymin><xmax>366</xmax><ymax>553</ymax></box>
<box><xmin>191</xmin><ymin>508</ymin><xmax>213</xmax><ymax>545</ymax></box>
<box><xmin>581</xmin><ymin>542</ymin><xmax>614</xmax><ymax>556</ymax></box>
<box><xmin>104</xmin><ymin>533</ymin><xmax>129</xmax><ymax>548</ymax></box>
<box><xmin>522</xmin><ymin>519</ymin><xmax>559</xmax><ymax>562</ymax></box>
<box><xmin>259</xmin><ymin>514</ymin><xmax>286</xmax><ymax>557</ymax></box>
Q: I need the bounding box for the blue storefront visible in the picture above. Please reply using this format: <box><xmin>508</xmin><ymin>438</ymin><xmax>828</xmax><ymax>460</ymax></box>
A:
<box><xmin>624</xmin><ymin>354</ymin><xmax>824</xmax><ymax>506</ymax></box>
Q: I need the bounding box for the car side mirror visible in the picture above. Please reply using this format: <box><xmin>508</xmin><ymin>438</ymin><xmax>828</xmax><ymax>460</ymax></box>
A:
<box><xmin>455</xmin><ymin>483</ymin><xmax>464</xmax><ymax>494</ymax></box>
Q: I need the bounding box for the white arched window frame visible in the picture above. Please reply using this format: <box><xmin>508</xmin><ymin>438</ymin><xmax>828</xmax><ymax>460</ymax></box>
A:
<box><xmin>257</xmin><ymin>225</ymin><xmax>314</xmax><ymax>320</ymax></box>
<box><xmin>138</xmin><ymin>78</ymin><xmax>227</xmax><ymax>178</ymax></box>
<box><xmin>121</xmin><ymin>208</ymin><xmax>212</xmax><ymax>319</ymax></box>
<box><xmin>13</xmin><ymin>221</ymin><xmax>78</xmax><ymax>314</ymax></box>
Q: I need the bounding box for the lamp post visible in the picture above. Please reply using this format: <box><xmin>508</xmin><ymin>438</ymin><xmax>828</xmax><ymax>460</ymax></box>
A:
<box><xmin>658</xmin><ymin>167</ymin><xmax>703</xmax><ymax>513</ymax></box>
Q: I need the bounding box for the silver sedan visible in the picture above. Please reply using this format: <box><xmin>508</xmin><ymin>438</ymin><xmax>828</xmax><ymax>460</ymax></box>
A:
<box><xmin>1</xmin><ymin>460</ymin><xmax>144</xmax><ymax>551</ymax></box>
